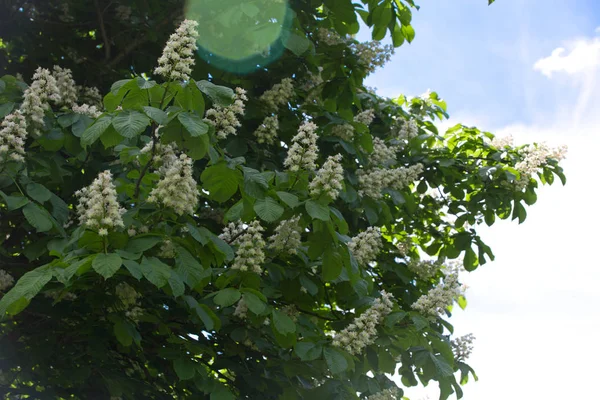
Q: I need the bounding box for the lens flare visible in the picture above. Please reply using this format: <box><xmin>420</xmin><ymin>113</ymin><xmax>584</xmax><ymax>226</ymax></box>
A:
<box><xmin>186</xmin><ymin>0</ymin><xmax>292</xmax><ymax>74</ymax></box>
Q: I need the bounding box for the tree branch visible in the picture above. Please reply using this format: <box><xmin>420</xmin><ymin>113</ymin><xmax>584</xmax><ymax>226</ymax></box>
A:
<box><xmin>94</xmin><ymin>0</ymin><xmax>111</xmax><ymax>60</ymax></box>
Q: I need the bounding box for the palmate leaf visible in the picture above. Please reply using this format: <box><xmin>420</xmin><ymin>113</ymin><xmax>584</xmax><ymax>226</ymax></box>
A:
<box><xmin>112</xmin><ymin>110</ymin><xmax>150</xmax><ymax>138</ymax></box>
<box><xmin>0</xmin><ymin>265</ymin><xmax>53</xmax><ymax>317</ymax></box>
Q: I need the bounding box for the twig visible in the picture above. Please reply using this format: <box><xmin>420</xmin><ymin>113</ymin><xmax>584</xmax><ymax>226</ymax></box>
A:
<box><xmin>94</xmin><ymin>0</ymin><xmax>111</xmax><ymax>60</ymax></box>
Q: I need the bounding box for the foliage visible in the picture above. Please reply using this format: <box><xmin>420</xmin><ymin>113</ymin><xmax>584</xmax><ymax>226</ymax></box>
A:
<box><xmin>0</xmin><ymin>1</ymin><xmax>565</xmax><ymax>399</ymax></box>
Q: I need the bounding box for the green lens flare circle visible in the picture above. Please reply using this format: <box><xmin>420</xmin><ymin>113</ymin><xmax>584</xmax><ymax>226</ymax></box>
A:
<box><xmin>186</xmin><ymin>0</ymin><xmax>292</xmax><ymax>74</ymax></box>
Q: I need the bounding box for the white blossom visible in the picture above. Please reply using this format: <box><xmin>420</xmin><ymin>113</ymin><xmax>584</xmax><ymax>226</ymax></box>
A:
<box><xmin>154</xmin><ymin>19</ymin><xmax>199</xmax><ymax>81</ymax></box>
<box><xmin>370</xmin><ymin>137</ymin><xmax>399</xmax><ymax>166</ymax></box>
<box><xmin>309</xmin><ymin>154</ymin><xmax>344</xmax><ymax>200</ymax></box>
<box><xmin>148</xmin><ymin>153</ymin><xmax>199</xmax><ymax>216</ymax></box>
<box><xmin>75</xmin><ymin>171</ymin><xmax>125</xmax><ymax>233</ymax></box>
<box><xmin>316</xmin><ymin>28</ymin><xmax>346</xmax><ymax>46</ymax></box>
<box><xmin>300</xmin><ymin>66</ymin><xmax>324</xmax><ymax>92</ymax></box>
<box><xmin>490</xmin><ymin>135</ymin><xmax>514</xmax><ymax>149</ymax></box>
<box><xmin>229</xmin><ymin>220</ymin><xmax>266</xmax><ymax>274</ymax></box>
<box><xmin>407</xmin><ymin>258</ymin><xmax>443</xmax><ymax>280</ymax></box>
<box><xmin>367</xmin><ymin>388</ymin><xmax>400</xmax><ymax>400</ymax></box>
<box><xmin>158</xmin><ymin>240</ymin><xmax>176</xmax><ymax>258</ymax></box>
<box><xmin>260</xmin><ymin>78</ymin><xmax>295</xmax><ymax>111</ymax></box>
<box><xmin>77</xmin><ymin>86</ymin><xmax>103</xmax><ymax>107</ymax></box>
<box><xmin>116</xmin><ymin>282</ymin><xmax>140</xmax><ymax>308</ymax></box>
<box><xmin>268</xmin><ymin>215</ymin><xmax>302</xmax><ymax>254</ymax></box>
<box><xmin>348</xmin><ymin>227</ymin><xmax>383</xmax><ymax>265</ymax></box>
<box><xmin>332</xmin><ymin>291</ymin><xmax>394</xmax><ymax>355</ymax></box>
<box><xmin>451</xmin><ymin>333</ymin><xmax>476</xmax><ymax>361</ymax></box>
<box><xmin>254</xmin><ymin>115</ymin><xmax>279</xmax><ymax>145</ymax></box>
<box><xmin>331</xmin><ymin>123</ymin><xmax>355</xmax><ymax>141</ymax></box>
<box><xmin>393</xmin><ymin>119</ymin><xmax>419</xmax><ymax>142</ymax></box>
<box><xmin>20</xmin><ymin>67</ymin><xmax>61</xmax><ymax>133</ymax></box>
<box><xmin>357</xmin><ymin>164</ymin><xmax>424</xmax><ymax>199</ymax></box>
<box><xmin>204</xmin><ymin>88</ymin><xmax>247</xmax><ymax>139</ymax></box>
<box><xmin>0</xmin><ymin>269</ymin><xmax>15</xmax><ymax>292</ymax></box>
<box><xmin>354</xmin><ymin>109</ymin><xmax>375</xmax><ymax>126</ymax></box>
<box><xmin>72</xmin><ymin>104</ymin><xmax>102</xmax><ymax>118</ymax></box>
<box><xmin>0</xmin><ymin>111</ymin><xmax>28</xmax><ymax>163</ymax></box>
<box><xmin>513</xmin><ymin>142</ymin><xmax>567</xmax><ymax>189</ymax></box>
<box><xmin>234</xmin><ymin>298</ymin><xmax>248</xmax><ymax>319</ymax></box>
<box><xmin>284</xmin><ymin>121</ymin><xmax>319</xmax><ymax>172</ymax></box>
<box><xmin>351</xmin><ymin>41</ymin><xmax>394</xmax><ymax>74</ymax></box>
<box><xmin>52</xmin><ymin>66</ymin><xmax>78</xmax><ymax>106</ymax></box>
<box><xmin>412</xmin><ymin>267</ymin><xmax>464</xmax><ymax>319</ymax></box>
<box><xmin>219</xmin><ymin>221</ymin><xmax>246</xmax><ymax>243</ymax></box>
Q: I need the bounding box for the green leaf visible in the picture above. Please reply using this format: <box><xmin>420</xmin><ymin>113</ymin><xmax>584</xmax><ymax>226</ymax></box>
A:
<box><xmin>457</xmin><ymin>295</ymin><xmax>467</xmax><ymax>310</ymax></box>
<box><xmin>463</xmin><ymin>247</ymin><xmax>478</xmax><ymax>272</ymax></box>
<box><xmin>81</xmin><ymin>115</ymin><xmax>112</xmax><ymax>146</ymax></box>
<box><xmin>114</xmin><ymin>320</ymin><xmax>140</xmax><ymax>347</ymax></box>
<box><xmin>214</xmin><ymin>288</ymin><xmax>241</xmax><ymax>307</ymax></box>
<box><xmin>112</xmin><ymin>110</ymin><xmax>150</xmax><ymax>138</ymax></box>
<box><xmin>142</xmin><ymin>106</ymin><xmax>168</xmax><ymax>125</ymax></box>
<box><xmin>26</xmin><ymin>183</ymin><xmax>52</xmax><ymax>203</ymax></box>
<box><xmin>0</xmin><ymin>266</ymin><xmax>52</xmax><ymax>317</ymax></box>
<box><xmin>210</xmin><ymin>384</ymin><xmax>236</xmax><ymax>400</ymax></box>
<box><xmin>92</xmin><ymin>253</ymin><xmax>123</xmax><ymax>279</ymax></box>
<box><xmin>168</xmin><ymin>272</ymin><xmax>185</xmax><ymax>297</ymax></box>
<box><xmin>184</xmin><ymin>296</ymin><xmax>221</xmax><ymax>331</ymax></box>
<box><xmin>322</xmin><ymin>247</ymin><xmax>343</xmax><ymax>282</ymax></box>
<box><xmin>173</xmin><ymin>358</ymin><xmax>196</xmax><ymax>380</ymax></box>
<box><xmin>401</xmin><ymin>24</ymin><xmax>416</xmax><ymax>43</ymax></box>
<box><xmin>276</xmin><ymin>191</ymin><xmax>299</xmax><ymax>208</ymax></box>
<box><xmin>242</xmin><ymin>292</ymin><xmax>266</xmax><ymax>314</ymax></box>
<box><xmin>125</xmin><ymin>236</ymin><xmax>162</xmax><ymax>253</ymax></box>
<box><xmin>324</xmin><ymin>347</ymin><xmax>348</xmax><ymax>374</ymax></box>
<box><xmin>0</xmin><ymin>191</ymin><xmax>30</xmax><ymax>211</ymax></box>
<box><xmin>196</xmin><ymin>80</ymin><xmax>234</xmax><ymax>106</ymax></box>
<box><xmin>284</xmin><ymin>32</ymin><xmax>311</xmax><ymax>56</ymax></box>
<box><xmin>0</xmin><ymin>102</ymin><xmax>15</xmax><ymax>119</ymax></box>
<box><xmin>122</xmin><ymin>259</ymin><xmax>143</xmax><ymax>280</ymax></box>
<box><xmin>175</xmin><ymin>247</ymin><xmax>208</xmax><ymax>289</ymax></box>
<box><xmin>201</xmin><ymin>163</ymin><xmax>241</xmax><ymax>203</ymax></box>
<box><xmin>22</xmin><ymin>203</ymin><xmax>53</xmax><ymax>232</ymax></box>
<box><xmin>140</xmin><ymin>256</ymin><xmax>171</xmax><ymax>288</ymax></box>
<box><xmin>100</xmin><ymin>125</ymin><xmax>124</xmax><ymax>148</ymax></box>
<box><xmin>254</xmin><ymin>197</ymin><xmax>284</xmax><ymax>223</ymax></box>
<box><xmin>294</xmin><ymin>341</ymin><xmax>323</xmax><ymax>361</ymax></box>
<box><xmin>305</xmin><ymin>200</ymin><xmax>330</xmax><ymax>221</ymax></box>
<box><xmin>431</xmin><ymin>354</ymin><xmax>454</xmax><ymax>377</ymax></box>
<box><xmin>272</xmin><ymin>310</ymin><xmax>296</xmax><ymax>335</ymax></box>
<box><xmin>178</xmin><ymin>112</ymin><xmax>208</xmax><ymax>137</ymax></box>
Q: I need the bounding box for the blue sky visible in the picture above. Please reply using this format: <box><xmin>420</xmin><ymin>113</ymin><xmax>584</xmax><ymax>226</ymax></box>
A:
<box><xmin>360</xmin><ymin>1</ymin><xmax>600</xmax><ymax>399</ymax></box>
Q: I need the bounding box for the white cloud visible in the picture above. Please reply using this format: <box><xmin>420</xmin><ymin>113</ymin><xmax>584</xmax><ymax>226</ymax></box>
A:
<box><xmin>533</xmin><ymin>37</ymin><xmax>600</xmax><ymax>77</ymax></box>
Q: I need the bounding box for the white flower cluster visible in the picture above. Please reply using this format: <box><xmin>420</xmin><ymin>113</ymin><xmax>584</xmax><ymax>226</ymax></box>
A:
<box><xmin>331</xmin><ymin>123</ymin><xmax>355</xmax><ymax>141</ymax></box>
<box><xmin>300</xmin><ymin>66</ymin><xmax>324</xmax><ymax>92</ymax></box>
<box><xmin>158</xmin><ymin>240</ymin><xmax>176</xmax><ymax>258</ymax></box>
<box><xmin>115</xmin><ymin>5</ymin><xmax>132</xmax><ymax>21</ymax></box>
<box><xmin>513</xmin><ymin>142</ymin><xmax>568</xmax><ymax>189</ymax></box>
<box><xmin>254</xmin><ymin>115</ymin><xmax>279</xmax><ymax>145</ymax></box>
<box><xmin>411</xmin><ymin>268</ymin><xmax>463</xmax><ymax>319</ymax></box>
<box><xmin>77</xmin><ymin>86</ymin><xmax>103</xmax><ymax>107</ymax></box>
<box><xmin>370</xmin><ymin>137</ymin><xmax>399</xmax><ymax>166</ymax></box>
<box><xmin>393</xmin><ymin>119</ymin><xmax>419</xmax><ymax>142</ymax></box>
<box><xmin>72</xmin><ymin>104</ymin><xmax>102</xmax><ymax>118</ymax></box>
<box><xmin>348</xmin><ymin>227</ymin><xmax>383</xmax><ymax>265</ymax></box>
<box><xmin>407</xmin><ymin>258</ymin><xmax>443</xmax><ymax>280</ymax></box>
<box><xmin>205</xmin><ymin>87</ymin><xmax>247</xmax><ymax>139</ymax></box>
<box><xmin>309</xmin><ymin>154</ymin><xmax>344</xmax><ymax>200</ymax></box>
<box><xmin>44</xmin><ymin>290</ymin><xmax>77</xmax><ymax>302</ymax></box>
<box><xmin>316</xmin><ymin>28</ymin><xmax>346</xmax><ymax>46</ymax></box>
<box><xmin>268</xmin><ymin>215</ymin><xmax>302</xmax><ymax>254</ymax></box>
<box><xmin>0</xmin><ymin>111</ymin><xmax>28</xmax><ymax>163</ymax></box>
<box><xmin>354</xmin><ymin>109</ymin><xmax>376</xmax><ymax>126</ymax></box>
<box><xmin>367</xmin><ymin>388</ymin><xmax>400</xmax><ymax>400</ymax></box>
<box><xmin>75</xmin><ymin>170</ymin><xmax>125</xmax><ymax>236</ymax></box>
<box><xmin>20</xmin><ymin>67</ymin><xmax>61</xmax><ymax>132</ymax></box>
<box><xmin>139</xmin><ymin>140</ymin><xmax>178</xmax><ymax>165</ymax></box>
<box><xmin>227</xmin><ymin>220</ymin><xmax>267</xmax><ymax>274</ymax></box>
<box><xmin>351</xmin><ymin>41</ymin><xmax>394</xmax><ymax>74</ymax></box>
<box><xmin>52</xmin><ymin>66</ymin><xmax>78</xmax><ymax>106</ymax></box>
<box><xmin>115</xmin><ymin>282</ymin><xmax>144</xmax><ymax>322</ymax></box>
<box><xmin>219</xmin><ymin>221</ymin><xmax>246</xmax><ymax>243</ymax></box>
<box><xmin>451</xmin><ymin>333</ymin><xmax>475</xmax><ymax>361</ymax></box>
<box><xmin>260</xmin><ymin>78</ymin><xmax>295</xmax><ymax>111</ymax></box>
<box><xmin>0</xmin><ymin>269</ymin><xmax>15</xmax><ymax>292</ymax></box>
<box><xmin>490</xmin><ymin>135</ymin><xmax>514</xmax><ymax>149</ymax></box>
<box><xmin>284</xmin><ymin>121</ymin><xmax>319</xmax><ymax>172</ymax></box>
<box><xmin>148</xmin><ymin>153</ymin><xmax>199</xmax><ymax>216</ymax></box>
<box><xmin>154</xmin><ymin>19</ymin><xmax>199</xmax><ymax>81</ymax></box>
<box><xmin>234</xmin><ymin>298</ymin><xmax>248</xmax><ymax>319</ymax></box>
<box><xmin>357</xmin><ymin>164</ymin><xmax>424</xmax><ymax>199</ymax></box>
<box><xmin>332</xmin><ymin>291</ymin><xmax>394</xmax><ymax>355</ymax></box>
